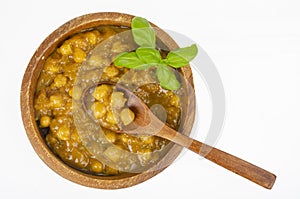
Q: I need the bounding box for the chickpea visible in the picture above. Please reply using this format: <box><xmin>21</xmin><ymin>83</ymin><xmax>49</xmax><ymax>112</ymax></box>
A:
<box><xmin>120</xmin><ymin>108</ymin><xmax>135</xmax><ymax>126</ymax></box>
<box><xmin>111</xmin><ymin>92</ymin><xmax>126</xmax><ymax>109</ymax></box>
<box><xmin>169</xmin><ymin>94</ymin><xmax>180</xmax><ymax>107</ymax></box>
<box><xmin>73</xmin><ymin>48</ymin><xmax>86</xmax><ymax>63</ymax></box>
<box><xmin>34</xmin><ymin>90</ymin><xmax>51</xmax><ymax>115</ymax></box>
<box><xmin>56</xmin><ymin>125</ymin><xmax>70</xmax><ymax>141</ymax></box>
<box><xmin>84</xmin><ymin>30</ymin><xmax>99</xmax><ymax>45</ymax></box>
<box><xmin>59</xmin><ymin>43</ymin><xmax>72</xmax><ymax>56</ymax></box>
<box><xmin>46</xmin><ymin>134</ymin><xmax>59</xmax><ymax>146</ymax></box>
<box><xmin>53</xmin><ymin>74</ymin><xmax>67</xmax><ymax>88</ymax></box>
<box><xmin>49</xmin><ymin>119</ymin><xmax>59</xmax><ymax>133</ymax></box>
<box><xmin>63</xmin><ymin>63</ymin><xmax>79</xmax><ymax>80</ymax></box>
<box><xmin>166</xmin><ymin>107</ymin><xmax>180</xmax><ymax>118</ymax></box>
<box><xmin>40</xmin><ymin>115</ymin><xmax>51</xmax><ymax>128</ymax></box>
<box><xmin>56</xmin><ymin>115</ymin><xmax>72</xmax><ymax>126</ymax></box>
<box><xmin>90</xmin><ymin>160</ymin><xmax>103</xmax><ymax>173</ymax></box>
<box><xmin>92</xmin><ymin>85</ymin><xmax>112</xmax><ymax>101</ymax></box>
<box><xmin>44</xmin><ymin>63</ymin><xmax>61</xmax><ymax>74</ymax></box>
<box><xmin>49</xmin><ymin>94</ymin><xmax>63</xmax><ymax>108</ymax></box>
<box><xmin>91</xmin><ymin>102</ymin><xmax>107</xmax><ymax>119</ymax></box>
<box><xmin>104</xmin><ymin>131</ymin><xmax>116</xmax><ymax>143</ymax></box>
<box><xmin>52</xmin><ymin>107</ymin><xmax>66</xmax><ymax>116</ymax></box>
<box><xmin>119</xmin><ymin>133</ymin><xmax>129</xmax><ymax>144</ymax></box>
<box><xmin>139</xmin><ymin>135</ymin><xmax>155</xmax><ymax>145</ymax></box>
<box><xmin>106</xmin><ymin>110</ymin><xmax>118</xmax><ymax>124</ymax></box>
<box><xmin>104</xmin><ymin>65</ymin><xmax>119</xmax><ymax>77</ymax></box>
<box><xmin>68</xmin><ymin>35</ymin><xmax>87</xmax><ymax>50</ymax></box>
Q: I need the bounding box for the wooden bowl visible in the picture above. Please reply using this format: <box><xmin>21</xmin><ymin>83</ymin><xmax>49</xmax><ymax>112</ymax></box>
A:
<box><xmin>20</xmin><ymin>12</ymin><xmax>195</xmax><ymax>189</ymax></box>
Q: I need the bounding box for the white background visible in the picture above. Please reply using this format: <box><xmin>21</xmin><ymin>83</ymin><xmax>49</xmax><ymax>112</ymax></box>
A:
<box><xmin>1</xmin><ymin>0</ymin><xmax>299</xmax><ymax>198</ymax></box>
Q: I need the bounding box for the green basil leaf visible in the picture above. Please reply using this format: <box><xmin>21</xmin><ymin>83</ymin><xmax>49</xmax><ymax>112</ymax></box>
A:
<box><xmin>165</xmin><ymin>44</ymin><xmax>198</xmax><ymax>68</ymax></box>
<box><xmin>114</xmin><ymin>52</ymin><xmax>146</xmax><ymax>68</ymax></box>
<box><xmin>132</xmin><ymin>17</ymin><xmax>156</xmax><ymax>48</ymax></box>
<box><xmin>136</xmin><ymin>47</ymin><xmax>161</xmax><ymax>64</ymax></box>
<box><xmin>135</xmin><ymin>63</ymin><xmax>155</xmax><ymax>70</ymax></box>
<box><xmin>156</xmin><ymin>65</ymin><xmax>171</xmax><ymax>85</ymax></box>
<box><xmin>156</xmin><ymin>65</ymin><xmax>181</xmax><ymax>90</ymax></box>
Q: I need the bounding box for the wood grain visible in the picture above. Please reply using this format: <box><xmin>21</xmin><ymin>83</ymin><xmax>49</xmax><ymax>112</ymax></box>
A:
<box><xmin>160</xmin><ymin>129</ymin><xmax>276</xmax><ymax>189</ymax></box>
<box><xmin>114</xmin><ymin>83</ymin><xmax>276</xmax><ymax>189</ymax></box>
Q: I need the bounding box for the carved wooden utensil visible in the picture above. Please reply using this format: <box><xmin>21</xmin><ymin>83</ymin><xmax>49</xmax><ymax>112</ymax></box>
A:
<box><xmin>84</xmin><ymin>81</ymin><xmax>276</xmax><ymax>189</ymax></box>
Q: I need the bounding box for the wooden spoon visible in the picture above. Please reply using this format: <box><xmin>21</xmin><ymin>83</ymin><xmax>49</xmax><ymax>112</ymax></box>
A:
<box><xmin>84</xmin><ymin>81</ymin><xmax>276</xmax><ymax>189</ymax></box>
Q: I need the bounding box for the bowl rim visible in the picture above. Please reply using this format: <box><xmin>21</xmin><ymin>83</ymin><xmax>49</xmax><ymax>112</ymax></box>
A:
<box><xmin>20</xmin><ymin>12</ymin><xmax>195</xmax><ymax>189</ymax></box>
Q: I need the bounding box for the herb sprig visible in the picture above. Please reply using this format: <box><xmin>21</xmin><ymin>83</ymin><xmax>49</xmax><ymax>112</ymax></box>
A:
<box><xmin>114</xmin><ymin>17</ymin><xmax>198</xmax><ymax>90</ymax></box>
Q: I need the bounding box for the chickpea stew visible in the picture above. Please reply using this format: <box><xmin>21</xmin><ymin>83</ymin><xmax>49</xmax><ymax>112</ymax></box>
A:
<box><xmin>34</xmin><ymin>25</ymin><xmax>184</xmax><ymax>175</ymax></box>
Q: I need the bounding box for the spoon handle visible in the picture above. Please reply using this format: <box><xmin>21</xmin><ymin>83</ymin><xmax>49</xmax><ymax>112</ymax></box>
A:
<box><xmin>157</xmin><ymin>127</ymin><xmax>276</xmax><ymax>189</ymax></box>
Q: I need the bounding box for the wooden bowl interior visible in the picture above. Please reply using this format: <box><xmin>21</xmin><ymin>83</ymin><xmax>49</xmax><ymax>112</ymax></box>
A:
<box><xmin>21</xmin><ymin>12</ymin><xmax>195</xmax><ymax>189</ymax></box>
